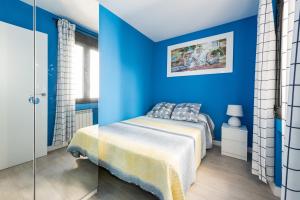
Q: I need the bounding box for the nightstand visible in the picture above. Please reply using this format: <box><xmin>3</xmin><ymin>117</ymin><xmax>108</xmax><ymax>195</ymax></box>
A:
<box><xmin>221</xmin><ymin>123</ymin><xmax>248</xmax><ymax>161</ymax></box>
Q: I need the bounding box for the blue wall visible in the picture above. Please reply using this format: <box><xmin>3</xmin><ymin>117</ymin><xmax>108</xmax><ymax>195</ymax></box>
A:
<box><xmin>272</xmin><ymin>0</ymin><xmax>282</xmax><ymax>188</ymax></box>
<box><xmin>151</xmin><ymin>16</ymin><xmax>257</xmax><ymax>146</ymax></box>
<box><xmin>0</xmin><ymin>0</ymin><xmax>33</xmax><ymax>29</ymax></box>
<box><xmin>98</xmin><ymin>6</ymin><xmax>154</xmax><ymax>125</ymax></box>
<box><xmin>1</xmin><ymin>0</ymin><xmax>98</xmax><ymax>146</ymax></box>
<box><xmin>275</xmin><ymin>118</ymin><xmax>282</xmax><ymax>187</ymax></box>
<box><xmin>37</xmin><ymin>8</ymin><xmax>59</xmax><ymax>147</ymax></box>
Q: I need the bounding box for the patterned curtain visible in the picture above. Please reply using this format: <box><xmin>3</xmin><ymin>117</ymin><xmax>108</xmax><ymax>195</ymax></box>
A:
<box><xmin>53</xmin><ymin>19</ymin><xmax>76</xmax><ymax>146</ymax></box>
<box><xmin>281</xmin><ymin>0</ymin><xmax>295</xmax><ymax>151</ymax></box>
<box><xmin>252</xmin><ymin>0</ymin><xmax>276</xmax><ymax>183</ymax></box>
<box><xmin>281</xmin><ymin>0</ymin><xmax>300</xmax><ymax>199</ymax></box>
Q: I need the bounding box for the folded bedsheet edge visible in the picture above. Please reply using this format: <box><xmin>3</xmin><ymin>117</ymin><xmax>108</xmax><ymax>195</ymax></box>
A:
<box><xmin>67</xmin><ymin>145</ymin><xmax>165</xmax><ymax>200</ymax></box>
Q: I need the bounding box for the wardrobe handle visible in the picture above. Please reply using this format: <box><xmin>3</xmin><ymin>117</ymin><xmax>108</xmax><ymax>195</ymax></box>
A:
<box><xmin>28</xmin><ymin>96</ymin><xmax>40</xmax><ymax>104</ymax></box>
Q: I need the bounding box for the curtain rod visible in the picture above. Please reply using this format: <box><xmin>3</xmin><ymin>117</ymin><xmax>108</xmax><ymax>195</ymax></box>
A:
<box><xmin>52</xmin><ymin>17</ymin><xmax>98</xmax><ymax>39</ymax></box>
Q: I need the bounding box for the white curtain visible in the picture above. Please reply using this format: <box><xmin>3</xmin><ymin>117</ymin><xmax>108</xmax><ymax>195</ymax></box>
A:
<box><xmin>53</xmin><ymin>19</ymin><xmax>76</xmax><ymax>146</ymax></box>
<box><xmin>281</xmin><ymin>0</ymin><xmax>295</xmax><ymax>153</ymax></box>
<box><xmin>281</xmin><ymin>0</ymin><xmax>300</xmax><ymax>199</ymax></box>
<box><xmin>252</xmin><ymin>0</ymin><xmax>276</xmax><ymax>183</ymax></box>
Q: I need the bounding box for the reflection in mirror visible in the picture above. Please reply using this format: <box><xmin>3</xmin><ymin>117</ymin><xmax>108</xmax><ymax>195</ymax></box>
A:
<box><xmin>33</xmin><ymin>0</ymin><xmax>99</xmax><ymax>199</ymax></box>
<box><xmin>0</xmin><ymin>0</ymin><xmax>100</xmax><ymax>199</ymax></box>
<box><xmin>0</xmin><ymin>0</ymin><xmax>35</xmax><ymax>199</ymax></box>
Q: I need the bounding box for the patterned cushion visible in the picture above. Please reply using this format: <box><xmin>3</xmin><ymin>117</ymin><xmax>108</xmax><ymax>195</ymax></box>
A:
<box><xmin>147</xmin><ymin>102</ymin><xmax>176</xmax><ymax>119</ymax></box>
<box><xmin>171</xmin><ymin>103</ymin><xmax>201</xmax><ymax>122</ymax></box>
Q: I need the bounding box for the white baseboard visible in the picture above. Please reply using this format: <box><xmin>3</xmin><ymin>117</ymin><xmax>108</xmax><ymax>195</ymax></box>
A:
<box><xmin>269</xmin><ymin>182</ymin><xmax>281</xmax><ymax>198</ymax></box>
<box><xmin>213</xmin><ymin>140</ymin><xmax>252</xmax><ymax>153</ymax></box>
<box><xmin>47</xmin><ymin>142</ymin><xmax>69</xmax><ymax>152</ymax></box>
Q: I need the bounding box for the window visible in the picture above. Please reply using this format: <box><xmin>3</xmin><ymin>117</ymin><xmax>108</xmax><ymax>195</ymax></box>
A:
<box><xmin>72</xmin><ymin>31</ymin><xmax>99</xmax><ymax>103</ymax></box>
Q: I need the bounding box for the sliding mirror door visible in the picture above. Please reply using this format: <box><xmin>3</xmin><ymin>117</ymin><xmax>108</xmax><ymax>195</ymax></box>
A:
<box><xmin>33</xmin><ymin>0</ymin><xmax>99</xmax><ymax>199</ymax></box>
<box><xmin>0</xmin><ymin>0</ymin><xmax>35</xmax><ymax>199</ymax></box>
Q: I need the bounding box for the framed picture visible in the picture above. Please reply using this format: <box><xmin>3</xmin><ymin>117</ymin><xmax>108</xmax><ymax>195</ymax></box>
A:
<box><xmin>167</xmin><ymin>31</ymin><xmax>234</xmax><ymax>77</ymax></box>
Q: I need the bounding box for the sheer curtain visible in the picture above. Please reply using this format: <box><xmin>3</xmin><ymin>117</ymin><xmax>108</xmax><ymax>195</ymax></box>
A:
<box><xmin>281</xmin><ymin>0</ymin><xmax>300</xmax><ymax>199</ymax></box>
<box><xmin>53</xmin><ymin>19</ymin><xmax>76</xmax><ymax>147</ymax></box>
<box><xmin>252</xmin><ymin>0</ymin><xmax>276</xmax><ymax>183</ymax></box>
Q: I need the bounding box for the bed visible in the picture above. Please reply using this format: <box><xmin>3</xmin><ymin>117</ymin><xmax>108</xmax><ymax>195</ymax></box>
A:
<box><xmin>67</xmin><ymin>115</ymin><xmax>214</xmax><ymax>200</ymax></box>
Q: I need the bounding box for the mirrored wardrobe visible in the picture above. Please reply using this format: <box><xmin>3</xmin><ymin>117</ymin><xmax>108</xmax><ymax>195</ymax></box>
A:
<box><xmin>0</xmin><ymin>0</ymin><xmax>35</xmax><ymax>199</ymax></box>
<box><xmin>0</xmin><ymin>0</ymin><xmax>99</xmax><ymax>199</ymax></box>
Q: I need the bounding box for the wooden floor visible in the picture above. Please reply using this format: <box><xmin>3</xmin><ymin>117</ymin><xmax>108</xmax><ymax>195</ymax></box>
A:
<box><xmin>0</xmin><ymin>147</ymin><xmax>279</xmax><ymax>200</ymax></box>
<box><xmin>92</xmin><ymin>147</ymin><xmax>279</xmax><ymax>200</ymax></box>
<box><xmin>0</xmin><ymin>148</ymin><xmax>98</xmax><ymax>200</ymax></box>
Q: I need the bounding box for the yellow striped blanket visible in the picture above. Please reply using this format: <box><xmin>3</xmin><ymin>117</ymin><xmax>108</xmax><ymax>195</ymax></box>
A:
<box><xmin>67</xmin><ymin>116</ymin><xmax>204</xmax><ymax>200</ymax></box>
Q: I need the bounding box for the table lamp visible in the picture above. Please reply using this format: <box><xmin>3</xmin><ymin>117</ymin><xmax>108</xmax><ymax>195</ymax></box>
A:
<box><xmin>227</xmin><ymin>105</ymin><xmax>243</xmax><ymax>127</ymax></box>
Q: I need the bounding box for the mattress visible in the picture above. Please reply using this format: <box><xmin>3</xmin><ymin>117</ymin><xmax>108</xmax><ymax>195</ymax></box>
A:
<box><xmin>67</xmin><ymin>116</ymin><xmax>213</xmax><ymax>200</ymax></box>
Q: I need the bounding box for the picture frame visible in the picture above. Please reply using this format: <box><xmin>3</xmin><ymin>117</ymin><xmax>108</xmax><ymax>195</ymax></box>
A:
<box><xmin>167</xmin><ymin>31</ymin><xmax>234</xmax><ymax>77</ymax></box>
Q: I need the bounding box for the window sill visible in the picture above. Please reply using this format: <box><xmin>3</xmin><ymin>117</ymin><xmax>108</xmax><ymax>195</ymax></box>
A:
<box><xmin>76</xmin><ymin>98</ymin><xmax>98</xmax><ymax>104</ymax></box>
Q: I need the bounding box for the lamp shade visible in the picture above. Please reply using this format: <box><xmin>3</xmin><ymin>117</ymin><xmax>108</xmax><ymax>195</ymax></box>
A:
<box><xmin>226</xmin><ymin>105</ymin><xmax>243</xmax><ymax>117</ymax></box>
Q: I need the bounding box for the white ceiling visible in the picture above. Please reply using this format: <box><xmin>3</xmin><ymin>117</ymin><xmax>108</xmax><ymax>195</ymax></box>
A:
<box><xmin>21</xmin><ymin>0</ymin><xmax>258</xmax><ymax>42</ymax></box>
<box><xmin>101</xmin><ymin>0</ymin><xmax>259</xmax><ymax>42</ymax></box>
<box><xmin>21</xmin><ymin>0</ymin><xmax>99</xmax><ymax>33</ymax></box>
